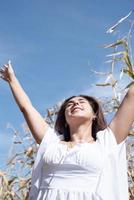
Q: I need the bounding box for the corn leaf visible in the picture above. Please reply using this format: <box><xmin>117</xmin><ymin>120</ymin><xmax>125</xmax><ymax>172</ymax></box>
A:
<box><xmin>123</xmin><ymin>52</ymin><xmax>133</xmax><ymax>72</ymax></box>
<box><xmin>106</xmin><ymin>51</ymin><xmax>125</xmax><ymax>57</ymax></box>
<box><xmin>123</xmin><ymin>69</ymin><xmax>134</xmax><ymax>79</ymax></box>
<box><xmin>104</xmin><ymin>39</ymin><xmax>128</xmax><ymax>50</ymax></box>
<box><xmin>125</xmin><ymin>81</ymin><xmax>134</xmax><ymax>88</ymax></box>
<box><xmin>96</xmin><ymin>83</ymin><xmax>111</xmax><ymax>86</ymax></box>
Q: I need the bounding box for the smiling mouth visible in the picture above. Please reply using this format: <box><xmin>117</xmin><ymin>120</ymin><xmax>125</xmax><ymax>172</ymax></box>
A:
<box><xmin>71</xmin><ymin>107</ymin><xmax>83</xmax><ymax>113</ymax></box>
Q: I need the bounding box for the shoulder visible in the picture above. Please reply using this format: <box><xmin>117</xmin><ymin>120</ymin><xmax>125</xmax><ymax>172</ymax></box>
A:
<box><xmin>40</xmin><ymin>126</ymin><xmax>60</xmax><ymax>145</ymax></box>
<box><xmin>96</xmin><ymin>127</ymin><xmax>127</xmax><ymax>160</ymax></box>
<box><xmin>96</xmin><ymin>127</ymin><xmax>125</xmax><ymax>149</ymax></box>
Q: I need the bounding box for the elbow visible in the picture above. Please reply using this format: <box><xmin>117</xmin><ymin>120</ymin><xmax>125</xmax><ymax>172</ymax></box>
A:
<box><xmin>20</xmin><ymin>106</ymin><xmax>25</xmax><ymax>113</ymax></box>
<box><xmin>20</xmin><ymin>106</ymin><xmax>27</xmax><ymax>113</ymax></box>
<box><xmin>19</xmin><ymin>102</ymin><xmax>33</xmax><ymax>113</ymax></box>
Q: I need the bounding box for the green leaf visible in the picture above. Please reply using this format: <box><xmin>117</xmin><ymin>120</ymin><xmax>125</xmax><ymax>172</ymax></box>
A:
<box><xmin>123</xmin><ymin>69</ymin><xmax>134</xmax><ymax>79</ymax></box>
<box><xmin>125</xmin><ymin>81</ymin><xmax>134</xmax><ymax>88</ymax></box>
<box><xmin>123</xmin><ymin>52</ymin><xmax>133</xmax><ymax>72</ymax></box>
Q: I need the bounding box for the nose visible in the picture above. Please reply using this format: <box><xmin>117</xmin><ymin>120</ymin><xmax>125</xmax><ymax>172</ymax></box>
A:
<box><xmin>73</xmin><ymin>101</ymin><xmax>79</xmax><ymax>106</ymax></box>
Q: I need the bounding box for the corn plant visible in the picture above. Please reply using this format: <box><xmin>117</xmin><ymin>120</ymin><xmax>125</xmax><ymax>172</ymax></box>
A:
<box><xmin>0</xmin><ymin>10</ymin><xmax>134</xmax><ymax>200</ymax></box>
<box><xmin>93</xmin><ymin>11</ymin><xmax>134</xmax><ymax>199</ymax></box>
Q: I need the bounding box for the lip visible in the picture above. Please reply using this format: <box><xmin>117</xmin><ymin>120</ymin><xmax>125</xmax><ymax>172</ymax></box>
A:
<box><xmin>71</xmin><ymin>106</ymin><xmax>83</xmax><ymax>113</ymax></box>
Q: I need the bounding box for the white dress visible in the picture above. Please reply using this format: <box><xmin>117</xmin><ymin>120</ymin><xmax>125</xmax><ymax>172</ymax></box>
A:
<box><xmin>29</xmin><ymin>127</ymin><xmax>128</xmax><ymax>200</ymax></box>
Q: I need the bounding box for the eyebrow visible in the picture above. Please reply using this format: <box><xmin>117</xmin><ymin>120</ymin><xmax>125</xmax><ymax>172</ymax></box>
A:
<box><xmin>67</xmin><ymin>98</ymin><xmax>86</xmax><ymax>104</ymax></box>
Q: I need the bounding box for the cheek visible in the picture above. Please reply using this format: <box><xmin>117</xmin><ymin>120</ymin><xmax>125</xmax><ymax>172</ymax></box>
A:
<box><xmin>86</xmin><ymin>107</ymin><xmax>95</xmax><ymax>117</ymax></box>
<box><xmin>65</xmin><ymin>105</ymin><xmax>72</xmax><ymax>114</ymax></box>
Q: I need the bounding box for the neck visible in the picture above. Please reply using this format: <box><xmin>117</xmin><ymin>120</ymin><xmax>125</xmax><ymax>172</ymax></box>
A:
<box><xmin>69</xmin><ymin>121</ymin><xmax>93</xmax><ymax>142</ymax></box>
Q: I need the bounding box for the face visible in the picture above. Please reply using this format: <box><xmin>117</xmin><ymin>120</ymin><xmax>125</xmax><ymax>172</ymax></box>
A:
<box><xmin>65</xmin><ymin>96</ymin><xmax>95</xmax><ymax>125</ymax></box>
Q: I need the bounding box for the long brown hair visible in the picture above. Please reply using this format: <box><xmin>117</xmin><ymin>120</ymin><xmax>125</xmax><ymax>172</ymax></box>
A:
<box><xmin>55</xmin><ymin>95</ymin><xmax>107</xmax><ymax>141</ymax></box>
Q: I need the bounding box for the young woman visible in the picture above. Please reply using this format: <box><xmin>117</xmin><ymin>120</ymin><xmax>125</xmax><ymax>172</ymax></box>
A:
<box><xmin>1</xmin><ymin>61</ymin><xmax>134</xmax><ymax>200</ymax></box>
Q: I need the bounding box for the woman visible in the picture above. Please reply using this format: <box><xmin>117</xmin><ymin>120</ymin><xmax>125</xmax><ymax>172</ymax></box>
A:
<box><xmin>0</xmin><ymin>61</ymin><xmax>134</xmax><ymax>200</ymax></box>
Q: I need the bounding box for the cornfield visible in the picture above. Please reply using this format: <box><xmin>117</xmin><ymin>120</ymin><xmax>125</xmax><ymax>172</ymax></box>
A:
<box><xmin>0</xmin><ymin>10</ymin><xmax>134</xmax><ymax>200</ymax></box>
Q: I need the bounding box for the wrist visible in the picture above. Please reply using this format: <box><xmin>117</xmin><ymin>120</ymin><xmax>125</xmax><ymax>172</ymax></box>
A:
<box><xmin>8</xmin><ymin>73</ymin><xmax>17</xmax><ymax>84</ymax></box>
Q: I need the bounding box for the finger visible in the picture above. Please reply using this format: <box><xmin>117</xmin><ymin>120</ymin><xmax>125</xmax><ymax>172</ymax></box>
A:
<box><xmin>0</xmin><ymin>71</ymin><xmax>5</xmax><ymax>76</ymax></box>
<box><xmin>0</xmin><ymin>70</ymin><xmax>4</xmax><ymax>74</ymax></box>
<box><xmin>0</xmin><ymin>67</ymin><xmax>6</xmax><ymax>71</ymax></box>
<box><xmin>8</xmin><ymin>60</ymin><xmax>11</xmax><ymax>65</ymax></box>
<box><xmin>0</xmin><ymin>76</ymin><xmax>7</xmax><ymax>81</ymax></box>
<box><xmin>4</xmin><ymin>64</ymin><xmax>8</xmax><ymax>68</ymax></box>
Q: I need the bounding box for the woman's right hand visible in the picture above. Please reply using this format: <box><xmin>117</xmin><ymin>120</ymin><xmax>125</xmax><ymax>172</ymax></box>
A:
<box><xmin>0</xmin><ymin>60</ymin><xmax>48</xmax><ymax>144</ymax></box>
<box><xmin>0</xmin><ymin>60</ymin><xmax>15</xmax><ymax>83</ymax></box>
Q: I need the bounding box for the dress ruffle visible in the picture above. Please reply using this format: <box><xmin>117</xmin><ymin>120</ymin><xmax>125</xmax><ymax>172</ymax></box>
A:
<box><xmin>29</xmin><ymin>127</ymin><xmax>128</xmax><ymax>200</ymax></box>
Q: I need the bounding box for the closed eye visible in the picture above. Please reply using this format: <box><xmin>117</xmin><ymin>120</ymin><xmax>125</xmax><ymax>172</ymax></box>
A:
<box><xmin>79</xmin><ymin>100</ymin><xmax>86</xmax><ymax>103</ymax></box>
<box><xmin>78</xmin><ymin>99</ymin><xmax>88</xmax><ymax>104</ymax></box>
<box><xmin>66</xmin><ymin>102</ymin><xmax>74</xmax><ymax>108</ymax></box>
<box><xmin>66</xmin><ymin>99</ymin><xmax>87</xmax><ymax>107</ymax></box>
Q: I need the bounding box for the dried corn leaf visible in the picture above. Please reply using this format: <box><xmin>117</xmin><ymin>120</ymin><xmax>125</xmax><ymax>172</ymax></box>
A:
<box><xmin>96</xmin><ymin>83</ymin><xmax>111</xmax><ymax>86</ymax></box>
<box><xmin>106</xmin><ymin>51</ymin><xmax>125</xmax><ymax>57</ymax></box>
<box><xmin>106</xmin><ymin>10</ymin><xmax>134</xmax><ymax>33</ymax></box>
<box><xmin>104</xmin><ymin>39</ymin><xmax>128</xmax><ymax>50</ymax></box>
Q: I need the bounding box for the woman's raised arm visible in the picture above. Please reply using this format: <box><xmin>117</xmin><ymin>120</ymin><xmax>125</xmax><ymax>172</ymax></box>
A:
<box><xmin>0</xmin><ymin>61</ymin><xmax>48</xmax><ymax>144</ymax></box>
<box><xmin>109</xmin><ymin>85</ymin><xmax>134</xmax><ymax>144</ymax></box>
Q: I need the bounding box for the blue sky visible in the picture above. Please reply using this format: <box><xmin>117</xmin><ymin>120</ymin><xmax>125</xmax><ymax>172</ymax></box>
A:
<box><xmin>0</xmin><ymin>0</ymin><xmax>133</xmax><ymax>169</ymax></box>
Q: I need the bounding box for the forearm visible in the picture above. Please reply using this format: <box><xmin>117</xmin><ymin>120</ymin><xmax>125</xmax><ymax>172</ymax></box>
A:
<box><xmin>1</xmin><ymin>62</ymin><xmax>48</xmax><ymax>143</ymax></box>
<box><xmin>8</xmin><ymin>75</ymin><xmax>32</xmax><ymax>112</ymax></box>
<box><xmin>110</xmin><ymin>84</ymin><xmax>134</xmax><ymax>143</ymax></box>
